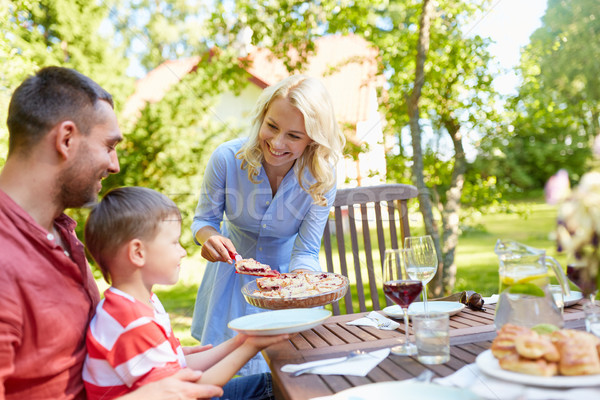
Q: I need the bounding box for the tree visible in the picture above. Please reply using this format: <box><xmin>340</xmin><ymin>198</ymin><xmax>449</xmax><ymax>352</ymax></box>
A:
<box><xmin>478</xmin><ymin>0</ymin><xmax>599</xmax><ymax>191</ymax></box>
<box><xmin>0</xmin><ymin>0</ymin><xmax>133</xmax><ymax>166</ymax></box>
<box><xmin>106</xmin><ymin>0</ymin><xmax>212</xmax><ymax>72</ymax></box>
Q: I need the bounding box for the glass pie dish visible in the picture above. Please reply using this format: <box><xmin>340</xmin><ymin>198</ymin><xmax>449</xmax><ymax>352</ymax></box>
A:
<box><xmin>241</xmin><ymin>272</ymin><xmax>349</xmax><ymax>310</ymax></box>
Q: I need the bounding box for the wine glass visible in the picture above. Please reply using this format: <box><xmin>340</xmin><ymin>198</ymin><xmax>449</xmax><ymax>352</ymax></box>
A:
<box><xmin>404</xmin><ymin>235</ymin><xmax>438</xmax><ymax>313</ymax></box>
<box><xmin>383</xmin><ymin>249</ymin><xmax>423</xmax><ymax>356</ymax></box>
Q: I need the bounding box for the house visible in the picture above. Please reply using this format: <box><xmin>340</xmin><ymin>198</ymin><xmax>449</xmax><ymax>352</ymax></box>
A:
<box><xmin>121</xmin><ymin>34</ymin><xmax>387</xmax><ymax>187</ymax></box>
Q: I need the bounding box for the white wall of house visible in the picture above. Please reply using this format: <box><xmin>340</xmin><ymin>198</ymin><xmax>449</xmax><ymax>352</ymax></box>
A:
<box><xmin>340</xmin><ymin>87</ymin><xmax>387</xmax><ymax>188</ymax></box>
<box><xmin>211</xmin><ymin>84</ymin><xmax>263</xmax><ymax>133</ymax></box>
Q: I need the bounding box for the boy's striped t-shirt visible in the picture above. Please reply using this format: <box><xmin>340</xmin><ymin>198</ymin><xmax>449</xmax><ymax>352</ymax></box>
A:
<box><xmin>83</xmin><ymin>287</ymin><xmax>186</xmax><ymax>399</ymax></box>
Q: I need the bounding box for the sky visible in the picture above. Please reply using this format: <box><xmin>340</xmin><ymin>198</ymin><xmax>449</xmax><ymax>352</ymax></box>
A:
<box><xmin>466</xmin><ymin>0</ymin><xmax>548</xmax><ymax>95</ymax></box>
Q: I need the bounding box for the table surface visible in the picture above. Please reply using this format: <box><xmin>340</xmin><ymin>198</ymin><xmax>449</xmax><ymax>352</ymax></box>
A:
<box><xmin>262</xmin><ymin>301</ymin><xmax>586</xmax><ymax>400</ymax></box>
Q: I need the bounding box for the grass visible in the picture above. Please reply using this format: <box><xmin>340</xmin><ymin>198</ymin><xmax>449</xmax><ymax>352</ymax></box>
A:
<box><xmin>96</xmin><ymin>199</ymin><xmax>565</xmax><ymax>346</ymax></box>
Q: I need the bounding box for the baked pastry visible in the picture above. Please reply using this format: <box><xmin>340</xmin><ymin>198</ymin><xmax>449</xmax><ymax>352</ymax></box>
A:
<box><xmin>235</xmin><ymin>258</ymin><xmax>279</xmax><ymax>277</ymax></box>
<box><xmin>498</xmin><ymin>353</ymin><xmax>558</xmax><ymax>377</ymax></box>
<box><xmin>253</xmin><ymin>271</ymin><xmax>346</xmax><ymax>299</ymax></box>
<box><xmin>491</xmin><ymin>324</ymin><xmax>532</xmax><ymax>359</ymax></box>
<box><xmin>552</xmin><ymin>330</ymin><xmax>600</xmax><ymax>376</ymax></box>
<box><xmin>492</xmin><ymin>325</ymin><xmax>600</xmax><ymax>377</ymax></box>
<box><xmin>514</xmin><ymin>331</ymin><xmax>559</xmax><ymax>362</ymax></box>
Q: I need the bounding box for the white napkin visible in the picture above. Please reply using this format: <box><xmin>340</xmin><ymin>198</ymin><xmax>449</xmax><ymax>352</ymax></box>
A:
<box><xmin>482</xmin><ymin>294</ymin><xmax>499</xmax><ymax>305</ymax></box>
<box><xmin>435</xmin><ymin>363</ymin><xmax>600</xmax><ymax>400</ymax></box>
<box><xmin>281</xmin><ymin>348</ymin><xmax>390</xmax><ymax>377</ymax></box>
<box><xmin>346</xmin><ymin>311</ymin><xmax>400</xmax><ymax>330</ymax></box>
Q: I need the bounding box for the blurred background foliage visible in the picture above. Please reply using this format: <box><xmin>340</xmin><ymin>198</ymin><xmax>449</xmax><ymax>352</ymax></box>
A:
<box><xmin>1</xmin><ymin>0</ymin><xmax>599</xmax><ymax>291</ymax></box>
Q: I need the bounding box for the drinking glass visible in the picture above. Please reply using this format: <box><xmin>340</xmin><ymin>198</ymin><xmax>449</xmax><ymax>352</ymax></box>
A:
<box><xmin>404</xmin><ymin>235</ymin><xmax>438</xmax><ymax>313</ymax></box>
<box><xmin>413</xmin><ymin>312</ymin><xmax>450</xmax><ymax>364</ymax></box>
<box><xmin>383</xmin><ymin>249</ymin><xmax>423</xmax><ymax>356</ymax></box>
<box><xmin>566</xmin><ymin>262</ymin><xmax>600</xmax><ymax>336</ymax></box>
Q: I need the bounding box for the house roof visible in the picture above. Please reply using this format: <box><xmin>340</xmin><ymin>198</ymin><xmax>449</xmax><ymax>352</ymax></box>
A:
<box><xmin>121</xmin><ymin>56</ymin><xmax>201</xmax><ymax>121</ymax></box>
<box><xmin>122</xmin><ymin>34</ymin><xmax>383</xmax><ymax>130</ymax></box>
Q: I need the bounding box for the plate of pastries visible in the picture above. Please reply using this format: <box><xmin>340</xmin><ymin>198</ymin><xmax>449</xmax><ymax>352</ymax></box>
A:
<box><xmin>476</xmin><ymin>323</ymin><xmax>600</xmax><ymax>387</ymax></box>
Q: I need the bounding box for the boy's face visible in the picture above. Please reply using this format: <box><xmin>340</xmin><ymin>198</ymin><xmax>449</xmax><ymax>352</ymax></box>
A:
<box><xmin>143</xmin><ymin>218</ymin><xmax>186</xmax><ymax>287</ymax></box>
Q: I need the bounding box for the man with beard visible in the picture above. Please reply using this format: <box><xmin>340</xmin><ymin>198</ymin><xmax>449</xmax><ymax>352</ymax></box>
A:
<box><xmin>0</xmin><ymin>67</ymin><xmax>223</xmax><ymax>400</ymax></box>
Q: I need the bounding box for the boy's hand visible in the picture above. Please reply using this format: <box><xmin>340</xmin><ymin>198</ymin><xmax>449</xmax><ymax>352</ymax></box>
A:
<box><xmin>182</xmin><ymin>343</ymin><xmax>213</xmax><ymax>356</ymax></box>
<box><xmin>243</xmin><ymin>334</ymin><xmax>290</xmax><ymax>351</ymax></box>
<box><xmin>201</xmin><ymin>234</ymin><xmax>237</xmax><ymax>264</ymax></box>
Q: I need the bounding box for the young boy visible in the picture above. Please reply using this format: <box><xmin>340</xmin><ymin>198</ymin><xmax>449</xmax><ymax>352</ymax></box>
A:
<box><xmin>82</xmin><ymin>187</ymin><xmax>287</xmax><ymax>400</ymax></box>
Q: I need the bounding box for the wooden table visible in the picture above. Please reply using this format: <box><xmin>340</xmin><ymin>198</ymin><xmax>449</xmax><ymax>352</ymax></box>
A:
<box><xmin>263</xmin><ymin>302</ymin><xmax>586</xmax><ymax>400</ymax></box>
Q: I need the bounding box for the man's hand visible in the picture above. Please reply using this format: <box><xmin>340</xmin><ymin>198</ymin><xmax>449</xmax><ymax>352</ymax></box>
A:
<box><xmin>117</xmin><ymin>369</ymin><xmax>223</xmax><ymax>400</ymax></box>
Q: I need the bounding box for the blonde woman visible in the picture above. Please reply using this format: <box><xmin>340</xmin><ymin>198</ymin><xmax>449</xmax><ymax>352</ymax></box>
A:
<box><xmin>191</xmin><ymin>75</ymin><xmax>345</xmax><ymax>375</ymax></box>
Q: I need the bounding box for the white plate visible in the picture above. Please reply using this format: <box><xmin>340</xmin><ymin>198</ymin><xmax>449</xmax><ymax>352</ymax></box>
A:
<box><xmin>228</xmin><ymin>308</ymin><xmax>331</xmax><ymax>335</ymax></box>
<box><xmin>382</xmin><ymin>301</ymin><xmax>466</xmax><ymax>319</ymax></box>
<box><xmin>315</xmin><ymin>381</ymin><xmax>481</xmax><ymax>400</ymax></box>
<box><xmin>562</xmin><ymin>291</ymin><xmax>583</xmax><ymax>307</ymax></box>
<box><xmin>476</xmin><ymin>350</ymin><xmax>600</xmax><ymax>387</ymax></box>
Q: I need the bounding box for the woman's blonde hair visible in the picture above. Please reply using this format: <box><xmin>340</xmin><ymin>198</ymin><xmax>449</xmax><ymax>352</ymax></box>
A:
<box><xmin>237</xmin><ymin>75</ymin><xmax>345</xmax><ymax>206</ymax></box>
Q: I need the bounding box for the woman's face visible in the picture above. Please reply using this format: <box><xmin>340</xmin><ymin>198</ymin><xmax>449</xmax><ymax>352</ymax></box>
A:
<box><xmin>258</xmin><ymin>96</ymin><xmax>312</xmax><ymax>176</ymax></box>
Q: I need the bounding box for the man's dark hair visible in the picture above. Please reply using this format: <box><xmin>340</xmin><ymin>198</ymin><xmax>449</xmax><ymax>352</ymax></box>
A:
<box><xmin>6</xmin><ymin>66</ymin><xmax>113</xmax><ymax>154</ymax></box>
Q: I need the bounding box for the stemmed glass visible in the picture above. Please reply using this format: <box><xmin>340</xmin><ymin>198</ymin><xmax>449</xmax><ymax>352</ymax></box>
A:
<box><xmin>383</xmin><ymin>249</ymin><xmax>423</xmax><ymax>356</ymax></box>
<box><xmin>566</xmin><ymin>262</ymin><xmax>600</xmax><ymax>335</ymax></box>
<box><xmin>404</xmin><ymin>235</ymin><xmax>438</xmax><ymax>313</ymax></box>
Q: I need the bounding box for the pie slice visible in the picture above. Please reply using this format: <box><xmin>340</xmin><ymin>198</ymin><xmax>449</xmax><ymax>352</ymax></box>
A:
<box><xmin>235</xmin><ymin>258</ymin><xmax>280</xmax><ymax>277</ymax></box>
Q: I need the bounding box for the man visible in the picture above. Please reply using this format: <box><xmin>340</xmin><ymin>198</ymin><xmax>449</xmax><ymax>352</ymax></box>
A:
<box><xmin>0</xmin><ymin>66</ymin><xmax>223</xmax><ymax>400</ymax></box>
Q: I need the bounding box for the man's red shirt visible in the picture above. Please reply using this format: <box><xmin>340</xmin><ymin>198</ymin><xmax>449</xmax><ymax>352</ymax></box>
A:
<box><xmin>0</xmin><ymin>189</ymin><xmax>100</xmax><ymax>399</ymax></box>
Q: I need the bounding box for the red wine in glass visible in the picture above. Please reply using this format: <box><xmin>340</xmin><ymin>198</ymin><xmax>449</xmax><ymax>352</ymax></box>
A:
<box><xmin>384</xmin><ymin>280</ymin><xmax>423</xmax><ymax>307</ymax></box>
<box><xmin>383</xmin><ymin>279</ymin><xmax>423</xmax><ymax>356</ymax></box>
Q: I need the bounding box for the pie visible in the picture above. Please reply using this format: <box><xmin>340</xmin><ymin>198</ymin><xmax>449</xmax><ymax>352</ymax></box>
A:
<box><xmin>252</xmin><ymin>271</ymin><xmax>347</xmax><ymax>298</ymax></box>
<box><xmin>235</xmin><ymin>258</ymin><xmax>280</xmax><ymax>277</ymax></box>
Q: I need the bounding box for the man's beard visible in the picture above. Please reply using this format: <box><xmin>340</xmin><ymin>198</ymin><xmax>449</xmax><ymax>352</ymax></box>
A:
<box><xmin>59</xmin><ymin>146</ymin><xmax>102</xmax><ymax>209</ymax></box>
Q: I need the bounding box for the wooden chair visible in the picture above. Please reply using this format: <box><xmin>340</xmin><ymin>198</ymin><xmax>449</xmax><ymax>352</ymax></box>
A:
<box><xmin>322</xmin><ymin>183</ymin><xmax>419</xmax><ymax>315</ymax></box>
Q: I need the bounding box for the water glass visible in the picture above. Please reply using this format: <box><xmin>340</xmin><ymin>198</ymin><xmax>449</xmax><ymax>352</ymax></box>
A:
<box><xmin>584</xmin><ymin>300</ymin><xmax>600</xmax><ymax>337</ymax></box>
<box><xmin>413</xmin><ymin>312</ymin><xmax>450</xmax><ymax>364</ymax></box>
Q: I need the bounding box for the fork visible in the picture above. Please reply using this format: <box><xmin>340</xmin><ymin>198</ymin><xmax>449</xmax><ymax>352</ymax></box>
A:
<box><xmin>291</xmin><ymin>350</ymin><xmax>367</xmax><ymax>376</ymax></box>
<box><xmin>366</xmin><ymin>315</ymin><xmax>392</xmax><ymax>329</ymax></box>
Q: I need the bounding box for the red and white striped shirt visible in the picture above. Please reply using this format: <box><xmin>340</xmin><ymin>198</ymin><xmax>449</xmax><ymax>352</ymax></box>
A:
<box><xmin>83</xmin><ymin>287</ymin><xmax>186</xmax><ymax>400</ymax></box>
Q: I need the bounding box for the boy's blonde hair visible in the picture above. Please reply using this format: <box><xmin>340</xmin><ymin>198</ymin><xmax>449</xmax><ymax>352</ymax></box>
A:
<box><xmin>84</xmin><ymin>186</ymin><xmax>181</xmax><ymax>284</ymax></box>
<box><xmin>236</xmin><ymin>75</ymin><xmax>345</xmax><ymax>206</ymax></box>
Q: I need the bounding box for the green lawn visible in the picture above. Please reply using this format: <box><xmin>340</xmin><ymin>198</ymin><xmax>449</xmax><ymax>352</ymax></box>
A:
<box><xmin>452</xmin><ymin>201</ymin><xmax>566</xmax><ymax>295</ymax></box>
<box><xmin>98</xmin><ymin>200</ymin><xmax>565</xmax><ymax>346</ymax></box>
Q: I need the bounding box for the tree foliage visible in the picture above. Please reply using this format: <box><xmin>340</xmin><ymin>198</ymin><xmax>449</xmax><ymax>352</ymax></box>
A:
<box><xmin>478</xmin><ymin>0</ymin><xmax>599</xmax><ymax>191</ymax></box>
<box><xmin>0</xmin><ymin>0</ymin><xmax>133</xmax><ymax>166</ymax></box>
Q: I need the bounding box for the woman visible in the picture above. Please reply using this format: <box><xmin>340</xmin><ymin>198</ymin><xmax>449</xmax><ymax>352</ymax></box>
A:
<box><xmin>191</xmin><ymin>75</ymin><xmax>345</xmax><ymax>375</ymax></box>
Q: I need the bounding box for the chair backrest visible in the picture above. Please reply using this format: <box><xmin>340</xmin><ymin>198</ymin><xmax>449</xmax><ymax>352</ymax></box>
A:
<box><xmin>322</xmin><ymin>183</ymin><xmax>418</xmax><ymax>315</ymax></box>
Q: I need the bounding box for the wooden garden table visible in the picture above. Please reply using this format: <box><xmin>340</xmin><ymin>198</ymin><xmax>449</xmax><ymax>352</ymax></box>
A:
<box><xmin>262</xmin><ymin>302</ymin><xmax>586</xmax><ymax>400</ymax></box>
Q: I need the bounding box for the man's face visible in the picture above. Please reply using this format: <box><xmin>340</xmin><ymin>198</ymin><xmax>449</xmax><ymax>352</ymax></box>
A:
<box><xmin>59</xmin><ymin>101</ymin><xmax>122</xmax><ymax>208</ymax></box>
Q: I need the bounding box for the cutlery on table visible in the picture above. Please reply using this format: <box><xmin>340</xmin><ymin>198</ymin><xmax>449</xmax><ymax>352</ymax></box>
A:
<box><xmin>291</xmin><ymin>350</ymin><xmax>370</xmax><ymax>377</ymax></box>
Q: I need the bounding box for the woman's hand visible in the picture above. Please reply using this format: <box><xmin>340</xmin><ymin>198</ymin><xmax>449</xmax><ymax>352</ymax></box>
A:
<box><xmin>200</xmin><ymin>232</ymin><xmax>237</xmax><ymax>264</ymax></box>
